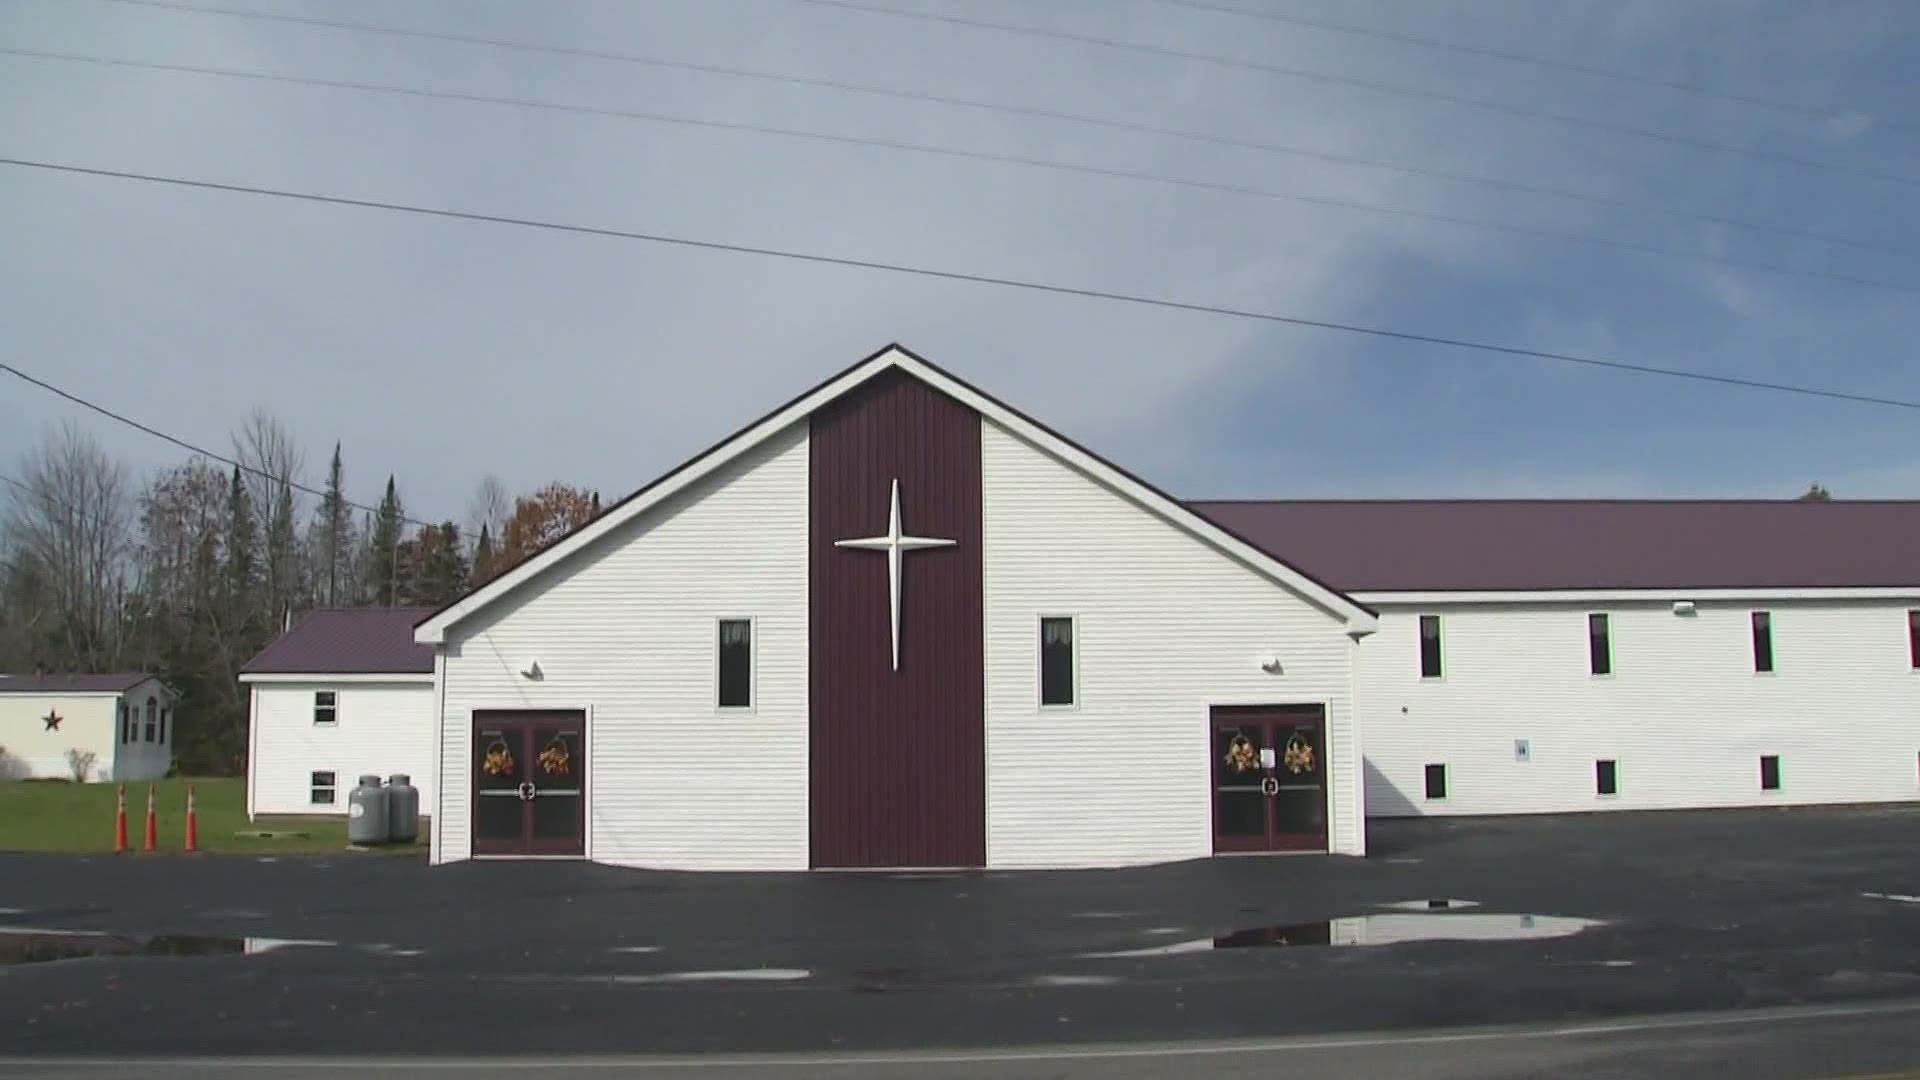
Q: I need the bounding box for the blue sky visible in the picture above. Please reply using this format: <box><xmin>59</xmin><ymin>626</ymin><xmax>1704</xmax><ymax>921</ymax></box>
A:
<box><xmin>2</xmin><ymin>0</ymin><xmax>1916</xmax><ymax>525</ymax></box>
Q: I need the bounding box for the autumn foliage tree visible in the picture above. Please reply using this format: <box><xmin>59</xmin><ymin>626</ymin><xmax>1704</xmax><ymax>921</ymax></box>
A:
<box><xmin>500</xmin><ymin>483</ymin><xmax>600</xmax><ymax>570</ymax></box>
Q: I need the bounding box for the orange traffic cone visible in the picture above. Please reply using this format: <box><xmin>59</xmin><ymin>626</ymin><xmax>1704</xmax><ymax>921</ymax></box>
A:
<box><xmin>142</xmin><ymin>784</ymin><xmax>157</xmax><ymax>852</ymax></box>
<box><xmin>184</xmin><ymin>784</ymin><xmax>199</xmax><ymax>853</ymax></box>
<box><xmin>113</xmin><ymin>784</ymin><xmax>128</xmax><ymax>854</ymax></box>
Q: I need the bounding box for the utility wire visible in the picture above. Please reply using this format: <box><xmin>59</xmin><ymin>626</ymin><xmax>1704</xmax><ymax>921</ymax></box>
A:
<box><xmin>6</xmin><ymin>48</ymin><xmax>1912</xmax><ymax>296</ymax></box>
<box><xmin>65</xmin><ymin>0</ymin><xmax>1909</xmax><ymax>258</ymax></box>
<box><xmin>0</xmin><ymin>360</ymin><xmax>439</xmax><ymax>528</ymax></box>
<box><xmin>5</xmin><ymin>155</ymin><xmax>1917</xmax><ymax>413</ymax></box>
<box><xmin>796</xmin><ymin>0</ymin><xmax>1920</xmax><ymax>189</ymax></box>
<box><xmin>1155</xmin><ymin>0</ymin><xmax>1909</xmax><ymax>134</ymax></box>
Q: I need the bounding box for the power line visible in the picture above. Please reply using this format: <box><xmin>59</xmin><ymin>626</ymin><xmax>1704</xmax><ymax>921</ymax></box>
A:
<box><xmin>796</xmin><ymin>0</ymin><xmax>1920</xmax><ymax>189</ymax></box>
<box><xmin>0</xmin><ymin>360</ymin><xmax>438</xmax><ymax>528</ymax></box>
<box><xmin>5</xmin><ymin>154</ymin><xmax>1917</xmax><ymax>413</ymax></box>
<box><xmin>1155</xmin><ymin>0</ymin><xmax>1909</xmax><ymax>134</ymax></box>
<box><xmin>69</xmin><ymin>0</ymin><xmax>1910</xmax><ymax>258</ymax></box>
<box><xmin>6</xmin><ymin>48</ymin><xmax>1912</xmax><ymax>296</ymax></box>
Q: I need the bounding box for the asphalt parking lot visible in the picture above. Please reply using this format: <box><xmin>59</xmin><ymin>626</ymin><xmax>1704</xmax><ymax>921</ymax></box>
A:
<box><xmin>2</xmin><ymin>805</ymin><xmax>1918</xmax><ymax>1057</ymax></box>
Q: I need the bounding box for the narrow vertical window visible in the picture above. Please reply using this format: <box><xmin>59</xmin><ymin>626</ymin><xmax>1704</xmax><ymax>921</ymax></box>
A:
<box><xmin>1040</xmin><ymin>616</ymin><xmax>1076</xmax><ymax>706</ymax></box>
<box><xmin>119</xmin><ymin>702</ymin><xmax>130</xmax><ymax>743</ymax></box>
<box><xmin>144</xmin><ymin>697</ymin><xmax>157</xmax><ymax>743</ymax></box>
<box><xmin>1908</xmin><ymin>610</ymin><xmax>1919</xmax><ymax>669</ymax></box>
<box><xmin>1424</xmin><ymin>763</ymin><xmax>1448</xmax><ymax>800</ymax></box>
<box><xmin>1751</xmin><ymin>611</ymin><xmax>1774</xmax><ymax>673</ymax></box>
<box><xmin>718</xmin><ymin>619</ymin><xmax>753</xmax><ymax>708</ymax></box>
<box><xmin>1760</xmin><ymin>755</ymin><xmax>1781</xmax><ymax>791</ymax></box>
<box><xmin>313</xmin><ymin>690</ymin><xmax>338</xmax><ymax>725</ymax></box>
<box><xmin>1588</xmin><ymin>613</ymin><xmax>1612</xmax><ymax>675</ymax></box>
<box><xmin>310</xmin><ymin>770</ymin><xmax>337</xmax><ymax>805</ymax></box>
<box><xmin>1596</xmin><ymin>759</ymin><xmax>1618</xmax><ymax>796</ymax></box>
<box><xmin>158</xmin><ymin>707</ymin><xmax>169</xmax><ymax>744</ymax></box>
<box><xmin>1419</xmin><ymin>615</ymin><xmax>1443</xmax><ymax>678</ymax></box>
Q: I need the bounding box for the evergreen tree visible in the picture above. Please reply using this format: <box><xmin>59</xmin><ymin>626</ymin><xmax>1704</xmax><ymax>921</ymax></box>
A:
<box><xmin>472</xmin><ymin>523</ymin><xmax>496</xmax><ymax>586</ymax></box>
<box><xmin>420</xmin><ymin>522</ymin><xmax>469</xmax><ymax>606</ymax></box>
<box><xmin>267</xmin><ymin>475</ymin><xmax>296</xmax><ymax>622</ymax></box>
<box><xmin>223</xmin><ymin>465</ymin><xmax>257</xmax><ymax>620</ymax></box>
<box><xmin>365</xmin><ymin>475</ymin><xmax>404</xmax><ymax>606</ymax></box>
<box><xmin>314</xmin><ymin>442</ymin><xmax>351</xmax><ymax>605</ymax></box>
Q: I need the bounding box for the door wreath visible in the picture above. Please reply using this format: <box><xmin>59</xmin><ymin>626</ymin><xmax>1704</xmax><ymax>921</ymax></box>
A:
<box><xmin>538</xmin><ymin>735</ymin><xmax>571</xmax><ymax>777</ymax></box>
<box><xmin>1283</xmin><ymin>733</ymin><xmax>1315</xmax><ymax>775</ymax></box>
<box><xmin>481</xmin><ymin>737</ymin><xmax>515</xmax><ymax>776</ymax></box>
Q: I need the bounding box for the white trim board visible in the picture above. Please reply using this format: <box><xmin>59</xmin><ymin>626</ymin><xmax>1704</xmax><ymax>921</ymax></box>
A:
<box><xmin>1354</xmin><ymin>587</ymin><xmax>1920</xmax><ymax>605</ymax></box>
<box><xmin>415</xmin><ymin>344</ymin><xmax>1377</xmax><ymax>644</ymax></box>
<box><xmin>239</xmin><ymin>672</ymin><xmax>436</xmax><ymax>684</ymax></box>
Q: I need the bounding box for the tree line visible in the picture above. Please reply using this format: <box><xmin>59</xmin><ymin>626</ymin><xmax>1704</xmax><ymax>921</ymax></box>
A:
<box><xmin>0</xmin><ymin>414</ymin><xmax>601</xmax><ymax>776</ymax></box>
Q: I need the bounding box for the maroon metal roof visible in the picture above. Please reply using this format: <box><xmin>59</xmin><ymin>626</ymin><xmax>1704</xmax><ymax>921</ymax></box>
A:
<box><xmin>241</xmin><ymin>607</ymin><xmax>438</xmax><ymax>674</ymax></box>
<box><xmin>1186</xmin><ymin>500</ymin><xmax>1920</xmax><ymax>593</ymax></box>
<box><xmin>0</xmin><ymin>672</ymin><xmax>156</xmax><ymax>694</ymax></box>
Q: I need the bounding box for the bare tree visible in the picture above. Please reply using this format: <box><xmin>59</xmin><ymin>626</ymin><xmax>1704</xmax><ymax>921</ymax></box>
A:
<box><xmin>466</xmin><ymin>475</ymin><xmax>509</xmax><ymax>554</ymax></box>
<box><xmin>232</xmin><ymin>409</ymin><xmax>304</xmax><ymax>621</ymax></box>
<box><xmin>1</xmin><ymin>422</ymin><xmax>135</xmax><ymax>670</ymax></box>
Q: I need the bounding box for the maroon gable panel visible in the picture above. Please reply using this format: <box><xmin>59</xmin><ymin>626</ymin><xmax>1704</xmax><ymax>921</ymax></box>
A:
<box><xmin>809</xmin><ymin>370</ymin><xmax>986</xmax><ymax>869</ymax></box>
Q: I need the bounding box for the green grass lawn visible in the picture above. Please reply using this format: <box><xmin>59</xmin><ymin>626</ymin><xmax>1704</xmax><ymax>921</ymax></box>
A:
<box><xmin>0</xmin><ymin>776</ymin><xmax>425</xmax><ymax>856</ymax></box>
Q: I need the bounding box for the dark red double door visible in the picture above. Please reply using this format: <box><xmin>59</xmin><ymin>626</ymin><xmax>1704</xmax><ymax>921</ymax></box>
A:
<box><xmin>1212</xmin><ymin>705</ymin><xmax>1329</xmax><ymax>852</ymax></box>
<box><xmin>472</xmin><ymin>711</ymin><xmax>586</xmax><ymax>856</ymax></box>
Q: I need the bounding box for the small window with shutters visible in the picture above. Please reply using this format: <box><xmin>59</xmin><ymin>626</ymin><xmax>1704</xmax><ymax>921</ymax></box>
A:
<box><xmin>717</xmin><ymin>619</ymin><xmax>753</xmax><ymax>709</ymax></box>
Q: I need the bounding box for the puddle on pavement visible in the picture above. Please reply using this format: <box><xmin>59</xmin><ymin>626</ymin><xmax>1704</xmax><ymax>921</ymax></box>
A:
<box><xmin>0</xmin><ymin>929</ymin><xmax>336</xmax><ymax>966</ymax></box>
<box><xmin>1862</xmin><ymin>892</ymin><xmax>1920</xmax><ymax>904</ymax></box>
<box><xmin>609</xmin><ymin>968</ymin><xmax>810</xmax><ymax>984</ymax></box>
<box><xmin>1083</xmin><ymin>913</ymin><xmax>1603</xmax><ymax>958</ymax></box>
<box><xmin>1381</xmin><ymin>898</ymin><xmax>1481</xmax><ymax>911</ymax></box>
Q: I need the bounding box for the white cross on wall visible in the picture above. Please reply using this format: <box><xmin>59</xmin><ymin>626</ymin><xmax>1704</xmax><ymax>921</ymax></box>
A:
<box><xmin>833</xmin><ymin>478</ymin><xmax>955</xmax><ymax>672</ymax></box>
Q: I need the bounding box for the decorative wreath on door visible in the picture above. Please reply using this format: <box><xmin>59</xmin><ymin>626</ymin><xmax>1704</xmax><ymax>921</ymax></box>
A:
<box><xmin>538</xmin><ymin>735</ymin><xmax>571</xmax><ymax>777</ymax></box>
<box><xmin>1283</xmin><ymin>734</ymin><xmax>1315</xmax><ymax>775</ymax></box>
<box><xmin>1224</xmin><ymin>733</ymin><xmax>1260</xmax><ymax>773</ymax></box>
<box><xmin>481</xmin><ymin>737</ymin><xmax>515</xmax><ymax>776</ymax></box>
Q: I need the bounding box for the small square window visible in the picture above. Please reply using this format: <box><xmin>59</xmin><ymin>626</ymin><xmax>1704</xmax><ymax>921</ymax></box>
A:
<box><xmin>1588</xmin><ymin>613</ymin><xmax>1611</xmax><ymax>676</ymax></box>
<box><xmin>1760</xmin><ymin>755</ymin><xmax>1781</xmax><ymax>791</ymax></box>
<box><xmin>313</xmin><ymin>691</ymin><xmax>337</xmax><ymax>725</ymax></box>
<box><xmin>310</xmin><ymin>770</ymin><xmax>337</xmax><ymax>805</ymax></box>
<box><xmin>1751</xmin><ymin>611</ymin><xmax>1774</xmax><ymax>673</ymax></box>
<box><xmin>1040</xmin><ymin>616</ymin><xmax>1076</xmax><ymax>706</ymax></box>
<box><xmin>1424</xmin><ymin>763</ymin><xmax>1448</xmax><ymax>800</ymax></box>
<box><xmin>718</xmin><ymin>619</ymin><xmax>752</xmax><ymax>709</ymax></box>
<box><xmin>1596</xmin><ymin>759</ymin><xmax>1618</xmax><ymax>796</ymax></box>
<box><xmin>1419</xmin><ymin>615</ymin><xmax>1443</xmax><ymax>679</ymax></box>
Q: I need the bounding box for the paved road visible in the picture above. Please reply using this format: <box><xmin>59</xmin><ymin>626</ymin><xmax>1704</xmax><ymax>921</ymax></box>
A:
<box><xmin>5</xmin><ymin>1000</ymin><xmax>1920</xmax><ymax>1078</ymax></box>
<box><xmin>2</xmin><ymin>805</ymin><xmax>1918</xmax><ymax>1066</ymax></box>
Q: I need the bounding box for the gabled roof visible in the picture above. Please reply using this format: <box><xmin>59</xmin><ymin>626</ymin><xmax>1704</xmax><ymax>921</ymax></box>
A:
<box><xmin>244</xmin><ymin>607</ymin><xmax>437</xmax><ymax>674</ymax></box>
<box><xmin>416</xmin><ymin>344</ymin><xmax>1377</xmax><ymax>642</ymax></box>
<box><xmin>1189</xmin><ymin>499</ymin><xmax>1920</xmax><ymax>593</ymax></box>
<box><xmin>0</xmin><ymin>672</ymin><xmax>156</xmax><ymax>695</ymax></box>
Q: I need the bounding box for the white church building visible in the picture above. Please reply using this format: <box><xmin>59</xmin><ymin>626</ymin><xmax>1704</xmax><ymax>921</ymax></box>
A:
<box><xmin>242</xmin><ymin>345</ymin><xmax>1920</xmax><ymax>870</ymax></box>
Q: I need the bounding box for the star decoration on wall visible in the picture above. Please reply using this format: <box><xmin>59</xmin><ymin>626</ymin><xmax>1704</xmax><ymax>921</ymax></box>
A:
<box><xmin>43</xmin><ymin>710</ymin><xmax>62</xmax><ymax>732</ymax></box>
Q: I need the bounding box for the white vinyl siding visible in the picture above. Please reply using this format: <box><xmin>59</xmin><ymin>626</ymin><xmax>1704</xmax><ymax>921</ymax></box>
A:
<box><xmin>982</xmin><ymin>419</ymin><xmax>1364</xmax><ymax>867</ymax></box>
<box><xmin>1359</xmin><ymin>600</ymin><xmax>1920</xmax><ymax>816</ymax></box>
<box><xmin>0</xmin><ymin>679</ymin><xmax>172</xmax><ymax>782</ymax></box>
<box><xmin>248</xmin><ymin>682</ymin><xmax>434</xmax><ymax>817</ymax></box>
<box><xmin>433</xmin><ymin>422</ymin><xmax>809</xmax><ymax>869</ymax></box>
